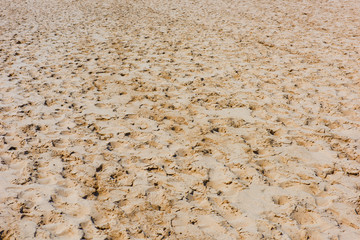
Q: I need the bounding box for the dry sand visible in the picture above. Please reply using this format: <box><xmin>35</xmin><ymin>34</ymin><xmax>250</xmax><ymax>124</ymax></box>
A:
<box><xmin>1</xmin><ymin>0</ymin><xmax>360</xmax><ymax>239</ymax></box>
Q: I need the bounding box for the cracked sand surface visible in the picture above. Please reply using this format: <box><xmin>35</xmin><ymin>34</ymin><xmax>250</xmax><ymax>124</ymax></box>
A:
<box><xmin>1</xmin><ymin>0</ymin><xmax>360</xmax><ymax>239</ymax></box>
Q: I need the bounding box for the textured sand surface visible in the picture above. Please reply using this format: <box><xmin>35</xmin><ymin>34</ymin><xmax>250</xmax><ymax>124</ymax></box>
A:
<box><xmin>1</xmin><ymin>0</ymin><xmax>360</xmax><ymax>239</ymax></box>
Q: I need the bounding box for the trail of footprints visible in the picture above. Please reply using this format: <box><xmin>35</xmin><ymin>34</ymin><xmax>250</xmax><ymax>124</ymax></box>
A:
<box><xmin>1</xmin><ymin>0</ymin><xmax>360</xmax><ymax>239</ymax></box>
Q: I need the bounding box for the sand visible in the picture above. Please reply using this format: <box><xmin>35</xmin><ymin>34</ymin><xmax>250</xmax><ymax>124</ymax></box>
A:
<box><xmin>1</xmin><ymin>0</ymin><xmax>360</xmax><ymax>239</ymax></box>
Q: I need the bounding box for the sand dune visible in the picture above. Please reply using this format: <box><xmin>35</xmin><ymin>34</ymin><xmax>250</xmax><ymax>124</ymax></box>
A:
<box><xmin>1</xmin><ymin>0</ymin><xmax>360</xmax><ymax>239</ymax></box>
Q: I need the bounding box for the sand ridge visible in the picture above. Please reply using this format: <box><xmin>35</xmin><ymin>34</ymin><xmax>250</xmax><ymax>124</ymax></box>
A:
<box><xmin>1</xmin><ymin>0</ymin><xmax>360</xmax><ymax>239</ymax></box>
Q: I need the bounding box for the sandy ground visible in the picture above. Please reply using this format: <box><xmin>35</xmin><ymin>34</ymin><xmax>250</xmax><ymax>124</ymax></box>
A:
<box><xmin>1</xmin><ymin>0</ymin><xmax>360</xmax><ymax>239</ymax></box>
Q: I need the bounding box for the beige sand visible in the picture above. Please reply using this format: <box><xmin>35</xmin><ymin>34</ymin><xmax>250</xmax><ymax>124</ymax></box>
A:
<box><xmin>1</xmin><ymin>0</ymin><xmax>360</xmax><ymax>239</ymax></box>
